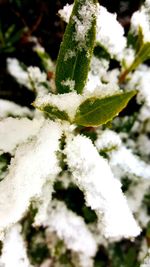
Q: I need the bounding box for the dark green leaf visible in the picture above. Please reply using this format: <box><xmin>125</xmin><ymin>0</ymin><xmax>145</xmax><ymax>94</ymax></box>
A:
<box><xmin>5</xmin><ymin>24</ymin><xmax>16</xmax><ymax>40</ymax></box>
<box><xmin>94</xmin><ymin>45</ymin><xmax>110</xmax><ymax>61</ymax></box>
<box><xmin>74</xmin><ymin>91</ymin><xmax>137</xmax><ymax>127</ymax></box>
<box><xmin>34</xmin><ymin>104</ymin><xmax>70</xmax><ymax>122</ymax></box>
<box><xmin>55</xmin><ymin>0</ymin><xmax>97</xmax><ymax>94</ymax></box>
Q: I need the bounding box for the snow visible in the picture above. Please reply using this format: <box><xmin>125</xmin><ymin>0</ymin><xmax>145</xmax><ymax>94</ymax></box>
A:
<box><xmin>0</xmin><ymin>99</ymin><xmax>32</xmax><ymax>119</ymax></box>
<box><xmin>59</xmin><ymin>3</ymin><xmax>126</xmax><ymax>60</ymax></box>
<box><xmin>34</xmin><ymin>92</ymin><xmax>82</xmax><ymax>121</ymax></box>
<box><xmin>58</xmin><ymin>4</ymin><xmax>73</xmax><ymax>23</ymax></box>
<box><xmin>0</xmin><ymin>117</ymin><xmax>43</xmax><ymax>154</ymax></box>
<box><xmin>85</xmin><ymin>56</ymin><xmax>109</xmax><ymax>92</ymax></box>
<box><xmin>61</xmin><ymin>79</ymin><xmax>75</xmax><ymax>92</ymax></box>
<box><xmin>0</xmin><ymin>224</ymin><xmax>32</xmax><ymax>267</ymax></box>
<box><xmin>65</xmin><ymin>134</ymin><xmax>141</xmax><ymax>239</ymax></box>
<box><xmin>7</xmin><ymin>58</ymin><xmax>31</xmax><ymax>90</ymax></box>
<box><xmin>140</xmin><ymin>249</ymin><xmax>150</xmax><ymax>267</ymax></box>
<box><xmin>7</xmin><ymin>58</ymin><xmax>48</xmax><ymax>94</ymax></box>
<box><xmin>73</xmin><ymin>0</ymin><xmax>97</xmax><ymax>50</ymax></box>
<box><xmin>0</xmin><ymin>121</ymin><xmax>62</xmax><ymax>237</ymax></box>
<box><xmin>44</xmin><ymin>200</ymin><xmax>97</xmax><ymax>257</ymax></box>
<box><xmin>127</xmin><ymin>64</ymin><xmax>150</xmax><ymax>107</ymax></box>
<box><xmin>110</xmin><ymin>146</ymin><xmax>150</xmax><ymax>180</ymax></box>
<box><xmin>131</xmin><ymin>0</ymin><xmax>150</xmax><ymax>43</ymax></box>
<box><xmin>95</xmin><ymin>129</ymin><xmax>121</xmax><ymax>152</ymax></box>
<box><xmin>96</xmin><ymin>5</ymin><xmax>126</xmax><ymax>60</ymax></box>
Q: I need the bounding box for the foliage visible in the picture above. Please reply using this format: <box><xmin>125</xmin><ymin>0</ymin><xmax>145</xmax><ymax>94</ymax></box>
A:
<box><xmin>0</xmin><ymin>0</ymin><xmax>150</xmax><ymax>267</ymax></box>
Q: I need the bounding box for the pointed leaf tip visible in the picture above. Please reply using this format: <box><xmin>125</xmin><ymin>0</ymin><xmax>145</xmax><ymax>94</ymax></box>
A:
<box><xmin>74</xmin><ymin>90</ymin><xmax>137</xmax><ymax>127</ymax></box>
<box><xmin>55</xmin><ymin>0</ymin><xmax>97</xmax><ymax>94</ymax></box>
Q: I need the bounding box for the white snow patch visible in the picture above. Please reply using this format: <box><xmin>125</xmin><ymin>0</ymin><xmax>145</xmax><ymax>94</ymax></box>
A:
<box><xmin>95</xmin><ymin>129</ymin><xmax>121</xmax><ymax>152</ymax></box>
<box><xmin>61</xmin><ymin>79</ymin><xmax>75</xmax><ymax>92</ymax></box>
<box><xmin>65</xmin><ymin>134</ymin><xmax>141</xmax><ymax>239</ymax></box>
<box><xmin>58</xmin><ymin>3</ymin><xmax>73</xmax><ymax>23</ymax></box>
<box><xmin>131</xmin><ymin>0</ymin><xmax>150</xmax><ymax>43</ymax></box>
<box><xmin>44</xmin><ymin>200</ymin><xmax>97</xmax><ymax>257</ymax></box>
<box><xmin>7</xmin><ymin>58</ymin><xmax>31</xmax><ymax>89</ymax></box>
<box><xmin>96</xmin><ymin>5</ymin><xmax>126</xmax><ymax>60</ymax></box>
<box><xmin>0</xmin><ymin>224</ymin><xmax>32</xmax><ymax>267</ymax></box>
<box><xmin>110</xmin><ymin>146</ymin><xmax>150</xmax><ymax>180</ymax></box>
<box><xmin>0</xmin><ymin>121</ymin><xmax>62</xmax><ymax>236</ymax></box>
<box><xmin>0</xmin><ymin>117</ymin><xmax>43</xmax><ymax>154</ymax></box>
<box><xmin>0</xmin><ymin>99</ymin><xmax>32</xmax><ymax>119</ymax></box>
<box><xmin>73</xmin><ymin>0</ymin><xmax>97</xmax><ymax>49</ymax></box>
<box><xmin>34</xmin><ymin>92</ymin><xmax>82</xmax><ymax>121</ymax></box>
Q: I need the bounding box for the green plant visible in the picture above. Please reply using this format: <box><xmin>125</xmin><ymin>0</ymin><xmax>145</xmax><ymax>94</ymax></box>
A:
<box><xmin>1</xmin><ymin>0</ymin><xmax>150</xmax><ymax>266</ymax></box>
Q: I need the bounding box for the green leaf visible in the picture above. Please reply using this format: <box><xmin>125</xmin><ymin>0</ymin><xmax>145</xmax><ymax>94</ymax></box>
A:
<box><xmin>129</xmin><ymin>42</ymin><xmax>150</xmax><ymax>72</ymax></box>
<box><xmin>127</xmin><ymin>26</ymin><xmax>144</xmax><ymax>53</ymax></box>
<box><xmin>34</xmin><ymin>104</ymin><xmax>70</xmax><ymax>122</ymax></box>
<box><xmin>94</xmin><ymin>45</ymin><xmax>110</xmax><ymax>61</ymax></box>
<box><xmin>120</xmin><ymin>28</ymin><xmax>150</xmax><ymax>83</ymax></box>
<box><xmin>74</xmin><ymin>91</ymin><xmax>137</xmax><ymax>127</ymax></box>
<box><xmin>55</xmin><ymin>0</ymin><xmax>97</xmax><ymax>94</ymax></box>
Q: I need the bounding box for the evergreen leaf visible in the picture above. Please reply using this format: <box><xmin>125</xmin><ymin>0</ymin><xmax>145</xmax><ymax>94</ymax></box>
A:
<box><xmin>129</xmin><ymin>42</ymin><xmax>150</xmax><ymax>71</ymax></box>
<box><xmin>34</xmin><ymin>104</ymin><xmax>70</xmax><ymax>122</ymax></box>
<box><xmin>55</xmin><ymin>0</ymin><xmax>97</xmax><ymax>94</ymax></box>
<box><xmin>74</xmin><ymin>91</ymin><xmax>137</xmax><ymax>126</ymax></box>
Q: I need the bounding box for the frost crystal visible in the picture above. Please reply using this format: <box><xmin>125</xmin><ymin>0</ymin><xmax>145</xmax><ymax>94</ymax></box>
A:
<box><xmin>0</xmin><ymin>121</ymin><xmax>62</xmax><ymax>236</ymax></box>
<box><xmin>73</xmin><ymin>0</ymin><xmax>97</xmax><ymax>49</ymax></box>
<box><xmin>61</xmin><ymin>79</ymin><xmax>75</xmax><ymax>92</ymax></box>
<box><xmin>0</xmin><ymin>224</ymin><xmax>32</xmax><ymax>267</ymax></box>
<box><xmin>58</xmin><ymin>4</ymin><xmax>73</xmax><ymax>23</ymax></box>
<box><xmin>65</xmin><ymin>134</ymin><xmax>141</xmax><ymax>239</ymax></box>
<box><xmin>64</xmin><ymin>49</ymin><xmax>76</xmax><ymax>61</ymax></box>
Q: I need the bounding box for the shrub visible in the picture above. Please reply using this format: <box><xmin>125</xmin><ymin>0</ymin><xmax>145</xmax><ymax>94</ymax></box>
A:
<box><xmin>1</xmin><ymin>0</ymin><xmax>150</xmax><ymax>266</ymax></box>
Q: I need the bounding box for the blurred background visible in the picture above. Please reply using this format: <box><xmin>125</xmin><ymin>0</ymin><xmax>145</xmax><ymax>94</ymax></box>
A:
<box><xmin>0</xmin><ymin>0</ymin><xmax>143</xmax><ymax>106</ymax></box>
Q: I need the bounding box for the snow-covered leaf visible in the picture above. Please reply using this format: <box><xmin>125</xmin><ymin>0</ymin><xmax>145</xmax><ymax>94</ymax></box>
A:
<box><xmin>74</xmin><ymin>91</ymin><xmax>136</xmax><ymax>127</ymax></box>
<box><xmin>55</xmin><ymin>0</ymin><xmax>97</xmax><ymax>94</ymax></box>
<box><xmin>34</xmin><ymin>92</ymin><xmax>82</xmax><ymax>122</ymax></box>
<box><xmin>42</xmin><ymin>200</ymin><xmax>97</xmax><ymax>257</ymax></box>
<box><xmin>128</xmin><ymin>42</ymin><xmax>150</xmax><ymax>72</ymax></box>
<box><xmin>34</xmin><ymin>103</ymin><xmax>70</xmax><ymax>122</ymax></box>
<box><xmin>0</xmin><ymin>121</ymin><xmax>62</xmax><ymax>236</ymax></box>
<box><xmin>64</xmin><ymin>134</ymin><xmax>141</xmax><ymax>239</ymax></box>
